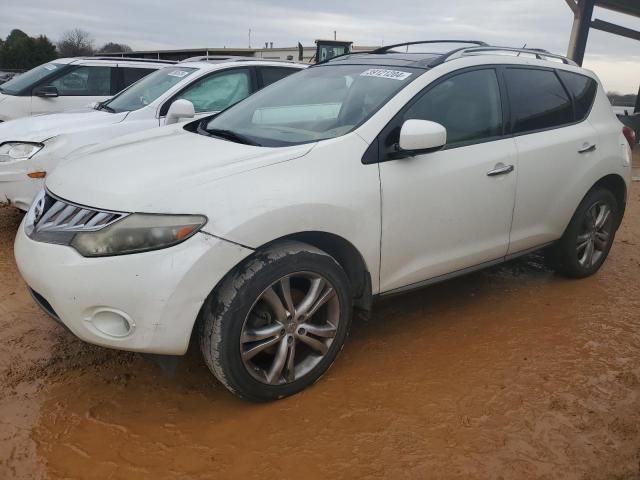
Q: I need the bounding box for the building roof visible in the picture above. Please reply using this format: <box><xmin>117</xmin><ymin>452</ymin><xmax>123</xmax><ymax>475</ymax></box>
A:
<box><xmin>597</xmin><ymin>0</ymin><xmax>640</xmax><ymax>17</ymax></box>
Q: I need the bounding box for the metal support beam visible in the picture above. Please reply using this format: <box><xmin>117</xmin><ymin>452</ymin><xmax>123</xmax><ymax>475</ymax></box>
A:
<box><xmin>567</xmin><ymin>0</ymin><xmax>596</xmax><ymax>65</ymax></box>
<box><xmin>635</xmin><ymin>83</ymin><xmax>640</xmax><ymax>114</ymax></box>
<box><xmin>591</xmin><ymin>18</ymin><xmax>640</xmax><ymax>41</ymax></box>
<box><xmin>564</xmin><ymin>0</ymin><xmax>578</xmax><ymax>13</ymax></box>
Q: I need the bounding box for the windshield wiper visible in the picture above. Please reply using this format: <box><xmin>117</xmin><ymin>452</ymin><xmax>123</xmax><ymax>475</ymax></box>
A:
<box><xmin>97</xmin><ymin>102</ymin><xmax>115</xmax><ymax>113</ymax></box>
<box><xmin>205</xmin><ymin>128</ymin><xmax>261</xmax><ymax>146</ymax></box>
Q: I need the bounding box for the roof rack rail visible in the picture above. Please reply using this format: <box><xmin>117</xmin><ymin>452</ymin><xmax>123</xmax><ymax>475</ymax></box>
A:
<box><xmin>88</xmin><ymin>56</ymin><xmax>177</xmax><ymax>64</ymax></box>
<box><xmin>433</xmin><ymin>46</ymin><xmax>577</xmax><ymax>66</ymax></box>
<box><xmin>372</xmin><ymin>40</ymin><xmax>489</xmax><ymax>54</ymax></box>
<box><xmin>181</xmin><ymin>55</ymin><xmax>298</xmax><ymax>64</ymax></box>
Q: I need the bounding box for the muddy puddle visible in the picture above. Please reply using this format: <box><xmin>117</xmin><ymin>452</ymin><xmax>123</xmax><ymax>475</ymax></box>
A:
<box><xmin>1</xmin><ymin>157</ymin><xmax>640</xmax><ymax>479</ymax></box>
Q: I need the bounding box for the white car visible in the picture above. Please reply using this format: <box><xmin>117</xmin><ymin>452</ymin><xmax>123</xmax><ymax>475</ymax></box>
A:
<box><xmin>0</xmin><ymin>59</ymin><xmax>305</xmax><ymax>209</ymax></box>
<box><xmin>0</xmin><ymin>57</ymin><xmax>173</xmax><ymax>122</ymax></box>
<box><xmin>15</xmin><ymin>41</ymin><xmax>634</xmax><ymax>401</ymax></box>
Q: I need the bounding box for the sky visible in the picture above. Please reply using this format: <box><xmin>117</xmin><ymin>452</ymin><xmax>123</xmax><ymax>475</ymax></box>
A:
<box><xmin>1</xmin><ymin>0</ymin><xmax>639</xmax><ymax>93</ymax></box>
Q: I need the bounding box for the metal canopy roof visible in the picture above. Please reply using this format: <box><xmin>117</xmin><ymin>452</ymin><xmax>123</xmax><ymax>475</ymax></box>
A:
<box><xmin>596</xmin><ymin>0</ymin><xmax>640</xmax><ymax>17</ymax></box>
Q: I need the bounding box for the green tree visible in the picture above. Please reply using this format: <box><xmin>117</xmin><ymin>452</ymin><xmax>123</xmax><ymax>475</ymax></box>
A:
<box><xmin>0</xmin><ymin>29</ymin><xmax>57</xmax><ymax>70</ymax></box>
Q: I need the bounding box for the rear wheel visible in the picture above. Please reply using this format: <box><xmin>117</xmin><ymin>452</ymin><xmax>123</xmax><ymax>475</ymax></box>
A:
<box><xmin>550</xmin><ymin>188</ymin><xmax>619</xmax><ymax>278</ymax></box>
<box><xmin>199</xmin><ymin>241</ymin><xmax>352</xmax><ymax>402</ymax></box>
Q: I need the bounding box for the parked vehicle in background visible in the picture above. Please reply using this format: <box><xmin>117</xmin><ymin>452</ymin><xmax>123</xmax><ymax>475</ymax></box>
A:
<box><xmin>617</xmin><ymin>111</ymin><xmax>640</xmax><ymax>144</ymax></box>
<box><xmin>0</xmin><ymin>72</ymin><xmax>19</xmax><ymax>85</ymax></box>
<box><xmin>0</xmin><ymin>57</ymin><xmax>174</xmax><ymax>122</ymax></box>
<box><xmin>0</xmin><ymin>59</ymin><xmax>305</xmax><ymax>209</ymax></box>
<box><xmin>15</xmin><ymin>41</ymin><xmax>633</xmax><ymax>402</ymax></box>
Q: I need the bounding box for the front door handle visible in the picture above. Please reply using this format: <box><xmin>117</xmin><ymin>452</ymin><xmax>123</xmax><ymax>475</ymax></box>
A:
<box><xmin>487</xmin><ymin>163</ymin><xmax>514</xmax><ymax>177</ymax></box>
<box><xmin>578</xmin><ymin>143</ymin><xmax>596</xmax><ymax>154</ymax></box>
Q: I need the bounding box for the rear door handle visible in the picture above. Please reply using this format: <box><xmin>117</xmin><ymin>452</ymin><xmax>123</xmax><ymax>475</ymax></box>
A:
<box><xmin>578</xmin><ymin>143</ymin><xmax>596</xmax><ymax>154</ymax></box>
<box><xmin>487</xmin><ymin>163</ymin><xmax>514</xmax><ymax>177</ymax></box>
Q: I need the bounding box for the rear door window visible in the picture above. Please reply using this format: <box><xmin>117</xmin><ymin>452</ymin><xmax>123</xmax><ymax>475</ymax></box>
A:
<box><xmin>50</xmin><ymin>66</ymin><xmax>114</xmax><ymax>96</ymax></box>
<box><xmin>505</xmin><ymin>68</ymin><xmax>573</xmax><ymax>134</ymax></box>
<box><xmin>557</xmin><ymin>70</ymin><xmax>598</xmax><ymax>122</ymax></box>
<box><xmin>259</xmin><ymin>67</ymin><xmax>299</xmax><ymax>88</ymax></box>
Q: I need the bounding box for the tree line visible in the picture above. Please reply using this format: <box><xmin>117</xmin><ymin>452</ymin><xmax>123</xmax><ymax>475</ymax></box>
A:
<box><xmin>0</xmin><ymin>28</ymin><xmax>132</xmax><ymax>71</ymax></box>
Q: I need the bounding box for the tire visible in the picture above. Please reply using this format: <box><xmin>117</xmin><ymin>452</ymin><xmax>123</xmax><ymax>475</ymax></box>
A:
<box><xmin>550</xmin><ymin>187</ymin><xmax>619</xmax><ymax>278</ymax></box>
<box><xmin>199</xmin><ymin>240</ymin><xmax>352</xmax><ymax>402</ymax></box>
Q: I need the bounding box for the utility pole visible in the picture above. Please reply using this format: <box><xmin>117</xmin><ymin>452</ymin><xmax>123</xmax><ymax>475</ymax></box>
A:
<box><xmin>248</xmin><ymin>29</ymin><xmax>252</xmax><ymax>48</ymax></box>
<box><xmin>334</xmin><ymin>30</ymin><xmax>337</xmax><ymax>40</ymax></box>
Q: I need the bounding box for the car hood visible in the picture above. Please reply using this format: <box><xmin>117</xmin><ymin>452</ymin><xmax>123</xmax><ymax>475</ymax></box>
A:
<box><xmin>0</xmin><ymin>93</ymin><xmax>7</xmax><ymax>104</ymax></box>
<box><xmin>0</xmin><ymin>109</ymin><xmax>128</xmax><ymax>142</ymax></box>
<box><xmin>46</xmin><ymin>124</ymin><xmax>315</xmax><ymax>213</ymax></box>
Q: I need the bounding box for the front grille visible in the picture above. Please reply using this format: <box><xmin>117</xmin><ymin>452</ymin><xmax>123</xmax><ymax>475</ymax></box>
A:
<box><xmin>34</xmin><ymin>192</ymin><xmax>125</xmax><ymax>232</ymax></box>
<box><xmin>26</xmin><ymin>190</ymin><xmax>127</xmax><ymax>244</ymax></box>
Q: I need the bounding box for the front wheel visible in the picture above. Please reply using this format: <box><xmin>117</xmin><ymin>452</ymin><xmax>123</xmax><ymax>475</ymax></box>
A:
<box><xmin>550</xmin><ymin>187</ymin><xmax>619</xmax><ymax>278</ymax></box>
<box><xmin>199</xmin><ymin>241</ymin><xmax>352</xmax><ymax>402</ymax></box>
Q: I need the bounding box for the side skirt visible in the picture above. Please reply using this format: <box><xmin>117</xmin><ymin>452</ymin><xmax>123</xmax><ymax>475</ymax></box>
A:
<box><xmin>378</xmin><ymin>241</ymin><xmax>555</xmax><ymax>298</ymax></box>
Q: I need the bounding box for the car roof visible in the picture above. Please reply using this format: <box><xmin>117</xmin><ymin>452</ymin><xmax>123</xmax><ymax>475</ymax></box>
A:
<box><xmin>57</xmin><ymin>57</ymin><xmax>175</xmax><ymax>66</ymax></box>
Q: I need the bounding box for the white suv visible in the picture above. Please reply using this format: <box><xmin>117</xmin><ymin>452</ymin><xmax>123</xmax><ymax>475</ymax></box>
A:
<box><xmin>15</xmin><ymin>41</ymin><xmax>634</xmax><ymax>401</ymax></box>
<box><xmin>0</xmin><ymin>59</ymin><xmax>305</xmax><ymax>209</ymax></box>
<box><xmin>0</xmin><ymin>57</ymin><xmax>174</xmax><ymax>122</ymax></box>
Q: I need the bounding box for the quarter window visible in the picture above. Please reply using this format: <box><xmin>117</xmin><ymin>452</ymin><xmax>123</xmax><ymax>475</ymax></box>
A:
<box><xmin>50</xmin><ymin>66</ymin><xmax>114</xmax><ymax>96</ymax></box>
<box><xmin>172</xmin><ymin>69</ymin><xmax>251</xmax><ymax>113</ymax></box>
<box><xmin>403</xmin><ymin>69</ymin><xmax>503</xmax><ymax>145</ymax></box>
<box><xmin>557</xmin><ymin>70</ymin><xmax>597</xmax><ymax>122</ymax></box>
<box><xmin>505</xmin><ymin>68</ymin><xmax>573</xmax><ymax>134</ymax></box>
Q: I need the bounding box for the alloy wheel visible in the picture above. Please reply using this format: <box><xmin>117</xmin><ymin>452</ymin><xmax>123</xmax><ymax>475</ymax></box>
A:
<box><xmin>240</xmin><ymin>272</ymin><xmax>340</xmax><ymax>385</ymax></box>
<box><xmin>576</xmin><ymin>201</ymin><xmax>613</xmax><ymax>268</ymax></box>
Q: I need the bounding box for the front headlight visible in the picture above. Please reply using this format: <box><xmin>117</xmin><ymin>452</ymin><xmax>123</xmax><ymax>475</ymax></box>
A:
<box><xmin>70</xmin><ymin>213</ymin><xmax>207</xmax><ymax>257</ymax></box>
<box><xmin>0</xmin><ymin>142</ymin><xmax>44</xmax><ymax>163</ymax></box>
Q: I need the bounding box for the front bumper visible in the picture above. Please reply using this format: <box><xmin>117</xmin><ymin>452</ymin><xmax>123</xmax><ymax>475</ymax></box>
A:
<box><xmin>14</xmin><ymin>220</ymin><xmax>253</xmax><ymax>354</ymax></box>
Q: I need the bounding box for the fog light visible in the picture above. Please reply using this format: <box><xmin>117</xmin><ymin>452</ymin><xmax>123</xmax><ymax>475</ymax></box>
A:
<box><xmin>89</xmin><ymin>309</ymin><xmax>134</xmax><ymax>338</ymax></box>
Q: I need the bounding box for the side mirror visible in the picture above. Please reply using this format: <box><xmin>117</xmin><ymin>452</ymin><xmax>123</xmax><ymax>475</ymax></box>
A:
<box><xmin>33</xmin><ymin>85</ymin><xmax>59</xmax><ymax>98</ymax></box>
<box><xmin>166</xmin><ymin>99</ymin><xmax>195</xmax><ymax>125</ymax></box>
<box><xmin>398</xmin><ymin>119</ymin><xmax>447</xmax><ymax>155</ymax></box>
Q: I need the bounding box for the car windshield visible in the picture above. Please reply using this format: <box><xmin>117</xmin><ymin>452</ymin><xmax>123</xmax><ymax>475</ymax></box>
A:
<box><xmin>202</xmin><ymin>64</ymin><xmax>419</xmax><ymax>147</ymax></box>
<box><xmin>0</xmin><ymin>62</ymin><xmax>65</xmax><ymax>95</ymax></box>
<box><xmin>103</xmin><ymin>67</ymin><xmax>198</xmax><ymax>113</ymax></box>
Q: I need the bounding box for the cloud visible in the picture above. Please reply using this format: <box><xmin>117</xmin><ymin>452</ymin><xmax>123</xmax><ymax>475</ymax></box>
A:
<box><xmin>1</xmin><ymin>0</ymin><xmax>638</xmax><ymax>92</ymax></box>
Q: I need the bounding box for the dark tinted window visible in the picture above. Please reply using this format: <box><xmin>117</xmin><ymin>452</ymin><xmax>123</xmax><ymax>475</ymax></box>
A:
<box><xmin>557</xmin><ymin>70</ymin><xmax>597</xmax><ymax>121</ymax></box>
<box><xmin>121</xmin><ymin>67</ymin><xmax>154</xmax><ymax>89</ymax></box>
<box><xmin>404</xmin><ymin>69</ymin><xmax>502</xmax><ymax>144</ymax></box>
<box><xmin>50</xmin><ymin>66</ymin><xmax>114</xmax><ymax>96</ymax></box>
<box><xmin>260</xmin><ymin>67</ymin><xmax>298</xmax><ymax>87</ymax></box>
<box><xmin>505</xmin><ymin>68</ymin><xmax>573</xmax><ymax>133</ymax></box>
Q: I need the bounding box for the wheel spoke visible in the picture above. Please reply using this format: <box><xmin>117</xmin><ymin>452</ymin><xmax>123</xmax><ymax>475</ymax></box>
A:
<box><xmin>594</xmin><ymin>230</ymin><xmax>610</xmax><ymax>250</ymax></box>
<box><xmin>285</xmin><ymin>339</ymin><xmax>296</xmax><ymax>382</ymax></box>
<box><xmin>266</xmin><ymin>337</ymin><xmax>289</xmax><ymax>384</ymax></box>
<box><xmin>261</xmin><ymin>287</ymin><xmax>290</xmax><ymax>322</ymax></box>
<box><xmin>306</xmin><ymin>288</ymin><xmax>336</xmax><ymax>320</ymax></box>
<box><xmin>295</xmin><ymin>278</ymin><xmax>325</xmax><ymax>317</ymax></box>
<box><xmin>576</xmin><ymin>232</ymin><xmax>590</xmax><ymax>247</ymax></box>
<box><xmin>584</xmin><ymin>239</ymin><xmax>595</xmax><ymax>266</ymax></box>
<box><xmin>296</xmin><ymin>332</ymin><xmax>328</xmax><ymax>355</ymax></box>
<box><xmin>279</xmin><ymin>277</ymin><xmax>296</xmax><ymax>316</ymax></box>
<box><xmin>594</xmin><ymin>205</ymin><xmax>611</xmax><ymax>230</ymax></box>
<box><xmin>242</xmin><ymin>335</ymin><xmax>282</xmax><ymax>361</ymax></box>
<box><xmin>299</xmin><ymin>322</ymin><xmax>337</xmax><ymax>338</ymax></box>
<box><xmin>241</xmin><ymin>323</ymin><xmax>283</xmax><ymax>343</ymax></box>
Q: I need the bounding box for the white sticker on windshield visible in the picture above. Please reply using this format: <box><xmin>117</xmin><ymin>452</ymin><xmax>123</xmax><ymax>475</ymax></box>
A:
<box><xmin>43</xmin><ymin>64</ymin><xmax>57</xmax><ymax>71</ymax></box>
<box><xmin>360</xmin><ymin>69</ymin><xmax>412</xmax><ymax>81</ymax></box>
<box><xmin>167</xmin><ymin>70</ymin><xmax>190</xmax><ymax>78</ymax></box>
